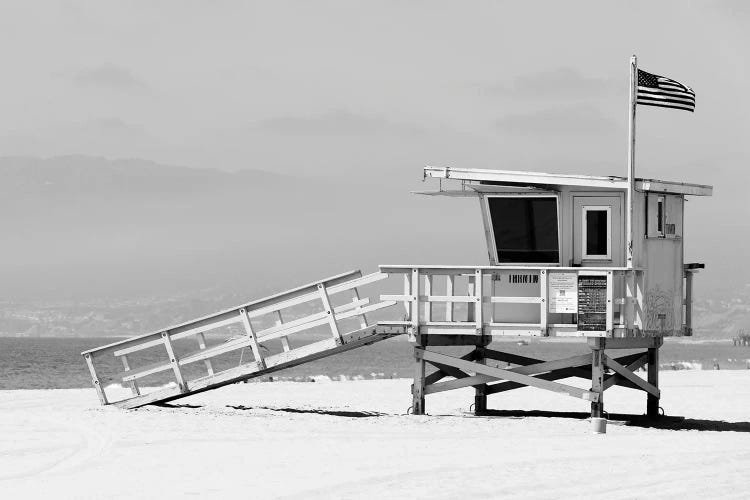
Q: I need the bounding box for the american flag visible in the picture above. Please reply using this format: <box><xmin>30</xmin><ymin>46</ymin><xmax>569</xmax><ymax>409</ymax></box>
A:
<box><xmin>637</xmin><ymin>69</ymin><xmax>695</xmax><ymax>112</ymax></box>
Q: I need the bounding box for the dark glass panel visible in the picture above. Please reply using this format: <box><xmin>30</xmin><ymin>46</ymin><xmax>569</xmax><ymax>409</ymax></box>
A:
<box><xmin>488</xmin><ymin>197</ymin><xmax>559</xmax><ymax>263</ymax></box>
<box><xmin>586</xmin><ymin>209</ymin><xmax>608</xmax><ymax>256</ymax></box>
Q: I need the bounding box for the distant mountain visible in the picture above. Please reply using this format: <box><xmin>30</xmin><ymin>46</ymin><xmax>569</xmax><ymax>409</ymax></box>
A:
<box><xmin>0</xmin><ymin>155</ymin><xmax>473</xmax><ymax>302</ymax></box>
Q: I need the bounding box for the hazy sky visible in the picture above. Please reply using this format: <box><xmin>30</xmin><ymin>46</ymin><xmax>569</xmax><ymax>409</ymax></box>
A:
<box><xmin>1</xmin><ymin>1</ymin><xmax>748</xmax><ymax>297</ymax></box>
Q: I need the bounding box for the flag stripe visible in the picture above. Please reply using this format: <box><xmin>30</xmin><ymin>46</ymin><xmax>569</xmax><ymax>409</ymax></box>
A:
<box><xmin>637</xmin><ymin>91</ymin><xmax>695</xmax><ymax>104</ymax></box>
<box><xmin>636</xmin><ymin>101</ymin><xmax>694</xmax><ymax>112</ymax></box>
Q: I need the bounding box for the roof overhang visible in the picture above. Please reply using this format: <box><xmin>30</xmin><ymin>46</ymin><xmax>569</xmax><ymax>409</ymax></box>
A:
<box><xmin>421</xmin><ymin>166</ymin><xmax>713</xmax><ymax>197</ymax></box>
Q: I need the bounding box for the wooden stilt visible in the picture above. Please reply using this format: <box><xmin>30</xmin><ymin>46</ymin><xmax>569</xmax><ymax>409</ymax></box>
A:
<box><xmin>412</xmin><ymin>346</ymin><xmax>426</xmax><ymax>415</ymax></box>
<box><xmin>647</xmin><ymin>345</ymin><xmax>660</xmax><ymax>417</ymax></box>
<box><xmin>591</xmin><ymin>343</ymin><xmax>605</xmax><ymax>419</ymax></box>
<box><xmin>474</xmin><ymin>346</ymin><xmax>487</xmax><ymax>414</ymax></box>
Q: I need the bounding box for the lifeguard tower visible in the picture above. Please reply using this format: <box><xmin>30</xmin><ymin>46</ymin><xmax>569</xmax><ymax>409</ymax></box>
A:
<box><xmin>81</xmin><ymin>165</ymin><xmax>711</xmax><ymax>425</ymax></box>
<box><xmin>389</xmin><ymin>165</ymin><xmax>712</xmax><ymax>420</ymax></box>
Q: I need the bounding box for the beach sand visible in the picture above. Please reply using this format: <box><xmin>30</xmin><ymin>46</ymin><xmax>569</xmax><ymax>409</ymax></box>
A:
<box><xmin>2</xmin><ymin>371</ymin><xmax>750</xmax><ymax>499</ymax></box>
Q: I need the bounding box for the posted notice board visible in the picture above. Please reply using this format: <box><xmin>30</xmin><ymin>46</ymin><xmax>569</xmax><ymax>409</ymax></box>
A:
<box><xmin>548</xmin><ymin>273</ymin><xmax>578</xmax><ymax>313</ymax></box>
<box><xmin>577</xmin><ymin>276</ymin><xmax>607</xmax><ymax>331</ymax></box>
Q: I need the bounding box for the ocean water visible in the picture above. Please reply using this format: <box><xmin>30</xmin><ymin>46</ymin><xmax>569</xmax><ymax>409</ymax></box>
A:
<box><xmin>1</xmin><ymin>336</ymin><xmax>749</xmax><ymax>390</ymax></box>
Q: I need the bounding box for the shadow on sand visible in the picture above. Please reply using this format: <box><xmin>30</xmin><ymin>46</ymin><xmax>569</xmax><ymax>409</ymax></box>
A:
<box><xmin>475</xmin><ymin>409</ymin><xmax>750</xmax><ymax>432</ymax></box>
<box><xmin>226</xmin><ymin>404</ymin><xmax>386</xmax><ymax>418</ymax></box>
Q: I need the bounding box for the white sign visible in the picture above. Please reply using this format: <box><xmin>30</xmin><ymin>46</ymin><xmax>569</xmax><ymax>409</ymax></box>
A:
<box><xmin>548</xmin><ymin>273</ymin><xmax>578</xmax><ymax>313</ymax></box>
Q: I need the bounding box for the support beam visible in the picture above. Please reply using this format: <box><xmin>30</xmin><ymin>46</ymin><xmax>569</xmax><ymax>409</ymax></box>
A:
<box><xmin>120</xmin><ymin>354</ymin><xmax>140</xmax><ymax>396</ymax></box>
<box><xmin>84</xmin><ymin>353</ymin><xmax>108</xmax><ymax>405</ymax></box>
<box><xmin>605</xmin><ymin>354</ymin><xmax>660</xmax><ymax>398</ymax></box>
<box><xmin>647</xmin><ymin>346</ymin><xmax>660</xmax><ymax>417</ymax></box>
<box><xmin>418</xmin><ymin>349</ymin><xmax>598</xmax><ymax>402</ymax></box>
<box><xmin>412</xmin><ymin>347</ymin><xmax>426</xmax><ymax>415</ymax></box>
<box><xmin>474</xmin><ymin>346</ymin><xmax>487</xmax><ymax>414</ymax></box>
<box><xmin>239</xmin><ymin>308</ymin><xmax>266</xmax><ymax>369</ymax></box>
<box><xmin>591</xmin><ymin>348</ymin><xmax>605</xmax><ymax>418</ymax></box>
<box><xmin>162</xmin><ymin>331</ymin><xmax>187</xmax><ymax>393</ymax></box>
<box><xmin>197</xmin><ymin>332</ymin><xmax>215</xmax><ymax>376</ymax></box>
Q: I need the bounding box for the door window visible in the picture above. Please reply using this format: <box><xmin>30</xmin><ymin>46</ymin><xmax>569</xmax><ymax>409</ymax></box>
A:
<box><xmin>582</xmin><ymin>206</ymin><xmax>611</xmax><ymax>260</ymax></box>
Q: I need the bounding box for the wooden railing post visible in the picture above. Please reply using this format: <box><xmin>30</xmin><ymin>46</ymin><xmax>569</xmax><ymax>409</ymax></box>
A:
<box><xmin>410</xmin><ymin>268</ymin><xmax>420</xmax><ymax>340</ymax></box>
<box><xmin>424</xmin><ymin>275</ymin><xmax>432</xmax><ymax>322</ymax></box>
<box><xmin>239</xmin><ymin>308</ymin><xmax>266</xmax><ymax>369</ymax></box>
<box><xmin>275</xmin><ymin>311</ymin><xmax>291</xmax><ymax>351</ymax></box>
<box><xmin>197</xmin><ymin>332</ymin><xmax>215</xmax><ymax>376</ymax></box>
<box><xmin>474</xmin><ymin>269</ymin><xmax>483</xmax><ymax>335</ymax></box>
<box><xmin>120</xmin><ymin>354</ymin><xmax>140</xmax><ymax>396</ymax></box>
<box><xmin>84</xmin><ymin>353</ymin><xmax>108</xmax><ymax>405</ymax></box>
<box><xmin>539</xmin><ymin>269</ymin><xmax>548</xmax><ymax>336</ymax></box>
<box><xmin>161</xmin><ymin>331</ymin><xmax>187</xmax><ymax>393</ymax></box>
<box><xmin>352</xmin><ymin>287</ymin><xmax>369</xmax><ymax>329</ymax></box>
<box><xmin>445</xmin><ymin>274</ymin><xmax>454</xmax><ymax>322</ymax></box>
<box><xmin>318</xmin><ymin>283</ymin><xmax>343</xmax><ymax>344</ymax></box>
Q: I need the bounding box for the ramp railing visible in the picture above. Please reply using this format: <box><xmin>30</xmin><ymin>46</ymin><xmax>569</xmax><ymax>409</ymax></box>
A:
<box><xmin>378</xmin><ymin>265</ymin><xmax>647</xmax><ymax>338</ymax></box>
<box><xmin>82</xmin><ymin>270</ymin><xmax>397</xmax><ymax>408</ymax></box>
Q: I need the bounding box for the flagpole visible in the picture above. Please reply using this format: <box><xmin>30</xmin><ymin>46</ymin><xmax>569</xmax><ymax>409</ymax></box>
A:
<box><xmin>626</xmin><ymin>55</ymin><xmax>637</xmax><ymax>269</ymax></box>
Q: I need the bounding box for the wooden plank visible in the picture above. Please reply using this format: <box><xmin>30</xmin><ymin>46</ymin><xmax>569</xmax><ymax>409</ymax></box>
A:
<box><xmin>83</xmin><ymin>353</ymin><xmax>108</xmax><ymax>405</ymax></box>
<box><xmin>113</xmin><ymin>315</ymin><xmax>242</xmax><ymax>357</ymax></box>
<box><xmin>591</xmin><ymin>348</ymin><xmax>604</xmax><ymax>418</ymax></box>
<box><xmin>255</xmin><ymin>299</ymin><xmax>368</xmax><ymax>338</ymax></box>
<box><xmin>445</xmin><ymin>274</ymin><xmax>454</xmax><ymax>321</ymax></box>
<box><xmin>539</xmin><ymin>269</ymin><xmax>548</xmax><ymax>336</ymax></box>
<box><xmin>424</xmin><ymin>353</ymin><xmax>593</xmax><ymax>395</ymax></box>
<box><xmin>606</xmin><ymin>271</ymin><xmax>614</xmax><ymax>334</ymax></box>
<box><xmin>197</xmin><ymin>332</ymin><xmax>214</xmax><ymax>376</ymax></box>
<box><xmin>647</xmin><ymin>346</ymin><xmax>660</xmax><ymax>416</ymax></box>
<box><xmin>318</xmin><ymin>283</ymin><xmax>342</xmax><ymax>344</ymax></box>
<box><xmin>424</xmin><ymin>351</ymin><xmax>476</xmax><ymax>385</ymax></box>
<box><xmin>413</xmin><ymin>347</ymin><xmax>426</xmax><ymax>414</ymax></box>
<box><xmin>605</xmin><ymin>354</ymin><xmax>660</xmax><ymax>398</ymax></box>
<box><xmin>161</xmin><ymin>332</ymin><xmax>187</xmax><ymax>393</ymax></box>
<box><xmin>603</xmin><ymin>353</ymin><xmax>647</xmax><ymax>390</ymax></box>
<box><xmin>85</xmin><ymin>269</ymin><xmax>367</xmax><ymax>357</ymax></box>
<box><xmin>244</xmin><ymin>271</ymin><xmax>387</xmax><ymax>320</ymax></box>
<box><xmin>424</xmin><ymin>275</ymin><xmax>432</xmax><ymax>322</ymax></box>
<box><xmin>381</xmin><ymin>295</ymin><xmax>474</xmax><ymax>303</ymax></box>
<box><xmin>351</xmin><ymin>288</ymin><xmax>368</xmax><ymax>329</ymax></box>
<box><xmin>239</xmin><ymin>308</ymin><xmax>265</xmax><ymax>369</ymax></box>
<box><xmin>257</xmin><ymin>301</ymin><xmax>395</xmax><ymax>343</ymax></box>
<box><xmin>121</xmin><ymin>301</ymin><xmax>398</xmax><ymax>382</ymax></box>
<box><xmin>115</xmin><ymin>326</ymin><xmax>402</xmax><ymax>409</ymax></box>
<box><xmin>486</xmin><ymin>367</ymin><xmax>588</xmax><ymax>395</ymax></box>
<box><xmin>275</xmin><ymin>311</ymin><xmax>290</xmax><ymax>352</ymax></box>
<box><xmin>410</xmin><ymin>268</ymin><xmax>420</xmax><ymax>339</ymax></box>
<box><xmin>418</xmin><ymin>350</ymin><xmax>598</xmax><ymax>402</ymax></box>
<box><xmin>474</xmin><ymin>269</ymin><xmax>483</xmax><ymax>334</ymax></box>
<box><xmin>489</xmin><ymin>296</ymin><xmax>543</xmax><ymax>304</ymax></box>
<box><xmin>120</xmin><ymin>354</ymin><xmax>140</xmax><ymax>396</ymax></box>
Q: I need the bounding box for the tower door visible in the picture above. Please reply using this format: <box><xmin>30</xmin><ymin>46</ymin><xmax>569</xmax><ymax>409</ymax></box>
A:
<box><xmin>573</xmin><ymin>195</ymin><xmax>623</xmax><ymax>266</ymax></box>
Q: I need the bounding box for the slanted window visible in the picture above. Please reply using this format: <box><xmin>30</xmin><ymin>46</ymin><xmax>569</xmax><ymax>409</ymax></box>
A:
<box><xmin>487</xmin><ymin>196</ymin><xmax>560</xmax><ymax>264</ymax></box>
<box><xmin>582</xmin><ymin>206</ymin><xmax>611</xmax><ymax>260</ymax></box>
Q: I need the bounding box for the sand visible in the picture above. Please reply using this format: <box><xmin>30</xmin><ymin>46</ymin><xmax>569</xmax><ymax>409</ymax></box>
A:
<box><xmin>2</xmin><ymin>371</ymin><xmax>750</xmax><ymax>499</ymax></box>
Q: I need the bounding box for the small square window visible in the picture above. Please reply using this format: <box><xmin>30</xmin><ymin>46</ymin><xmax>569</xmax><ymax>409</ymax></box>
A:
<box><xmin>582</xmin><ymin>206</ymin><xmax>611</xmax><ymax>260</ymax></box>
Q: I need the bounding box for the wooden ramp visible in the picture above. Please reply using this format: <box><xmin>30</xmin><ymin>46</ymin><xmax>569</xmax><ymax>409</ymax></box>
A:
<box><xmin>82</xmin><ymin>270</ymin><xmax>404</xmax><ymax>409</ymax></box>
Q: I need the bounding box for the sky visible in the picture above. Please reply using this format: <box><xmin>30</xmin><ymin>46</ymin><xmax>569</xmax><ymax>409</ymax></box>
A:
<box><xmin>0</xmin><ymin>1</ymin><xmax>748</xmax><ymax>298</ymax></box>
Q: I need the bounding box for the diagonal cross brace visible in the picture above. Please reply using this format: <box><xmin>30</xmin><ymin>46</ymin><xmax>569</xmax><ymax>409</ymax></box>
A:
<box><xmin>417</xmin><ymin>349</ymin><xmax>599</xmax><ymax>403</ymax></box>
<box><xmin>604</xmin><ymin>354</ymin><xmax>659</xmax><ymax>397</ymax></box>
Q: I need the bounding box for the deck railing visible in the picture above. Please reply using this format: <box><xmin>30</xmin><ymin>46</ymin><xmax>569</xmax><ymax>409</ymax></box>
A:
<box><xmin>82</xmin><ymin>270</ymin><xmax>396</xmax><ymax>406</ymax></box>
<box><xmin>378</xmin><ymin>265</ymin><xmax>646</xmax><ymax>339</ymax></box>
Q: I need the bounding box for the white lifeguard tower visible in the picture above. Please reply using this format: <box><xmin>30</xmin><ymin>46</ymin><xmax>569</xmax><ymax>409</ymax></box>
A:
<box><xmin>384</xmin><ymin>165</ymin><xmax>712</xmax><ymax>419</ymax></box>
